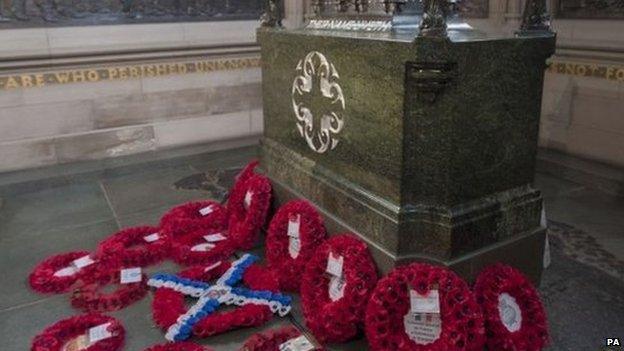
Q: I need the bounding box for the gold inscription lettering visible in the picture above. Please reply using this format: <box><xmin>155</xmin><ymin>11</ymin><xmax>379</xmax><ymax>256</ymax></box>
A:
<box><xmin>545</xmin><ymin>60</ymin><xmax>624</xmax><ymax>82</ymax></box>
<box><xmin>54</xmin><ymin>72</ymin><xmax>71</xmax><ymax>84</ymax></box>
<box><xmin>118</xmin><ymin>67</ymin><xmax>129</xmax><ymax>80</ymax></box>
<box><xmin>107</xmin><ymin>68</ymin><xmax>118</xmax><ymax>80</ymax></box>
<box><xmin>145</xmin><ymin>65</ymin><xmax>155</xmax><ymax>77</ymax></box>
<box><xmin>87</xmin><ymin>70</ymin><xmax>99</xmax><ymax>82</ymax></box>
<box><xmin>156</xmin><ymin>65</ymin><xmax>167</xmax><ymax>76</ymax></box>
<box><xmin>167</xmin><ymin>64</ymin><xmax>178</xmax><ymax>74</ymax></box>
<box><xmin>20</xmin><ymin>75</ymin><xmax>34</xmax><ymax>88</ymax></box>
<box><xmin>129</xmin><ymin>67</ymin><xmax>140</xmax><ymax>78</ymax></box>
<box><xmin>589</xmin><ymin>64</ymin><xmax>600</xmax><ymax>77</ymax></box>
<box><xmin>5</xmin><ymin>77</ymin><xmax>19</xmax><ymax>89</ymax></box>
<box><xmin>565</xmin><ymin>63</ymin><xmax>575</xmax><ymax>75</ymax></box>
<box><xmin>0</xmin><ymin>57</ymin><xmax>261</xmax><ymax>90</ymax></box>
<box><xmin>72</xmin><ymin>70</ymin><xmax>87</xmax><ymax>83</ymax></box>
<box><xmin>35</xmin><ymin>74</ymin><xmax>46</xmax><ymax>87</ymax></box>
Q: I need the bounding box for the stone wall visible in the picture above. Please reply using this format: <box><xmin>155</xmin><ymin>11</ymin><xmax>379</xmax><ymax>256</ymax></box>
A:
<box><xmin>0</xmin><ymin>21</ymin><xmax>263</xmax><ymax>172</ymax></box>
<box><xmin>540</xmin><ymin>18</ymin><xmax>624</xmax><ymax>168</ymax></box>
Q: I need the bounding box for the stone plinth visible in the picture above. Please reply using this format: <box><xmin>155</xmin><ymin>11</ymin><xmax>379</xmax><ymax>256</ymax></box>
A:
<box><xmin>258</xmin><ymin>28</ymin><xmax>556</xmax><ymax>283</ymax></box>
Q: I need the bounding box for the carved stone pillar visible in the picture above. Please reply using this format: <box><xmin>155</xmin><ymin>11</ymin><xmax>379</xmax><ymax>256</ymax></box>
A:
<box><xmin>283</xmin><ymin>0</ymin><xmax>305</xmax><ymax>29</ymax></box>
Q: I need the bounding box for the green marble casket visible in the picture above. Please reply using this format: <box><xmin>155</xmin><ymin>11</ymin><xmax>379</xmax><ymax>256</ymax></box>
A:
<box><xmin>258</xmin><ymin>4</ymin><xmax>556</xmax><ymax>283</ymax></box>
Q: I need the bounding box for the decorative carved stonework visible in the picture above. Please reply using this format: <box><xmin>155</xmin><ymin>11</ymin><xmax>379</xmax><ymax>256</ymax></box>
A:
<box><xmin>311</xmin><ymin>0</ymin><xmax>391</xmax><ymax>17</ymax></box>
<box><xmin>260</xmin><ymin>0</ymin><xmax>282</xmax><ymax>27</ymax></box>
<box><xmin>382</xmin><ymin>0</ymin><xmax>409</xmax><ymax>14</ymax></box>
<box><xmin>0</xmin><ymin>0</ymin><xmax>265</xmax><ymax>28</ymax></box>
<box><xmin>310</xmin><ymin>0</ymin><xmax>323</xmax><ymax>16</ymax></box>
<box><xmin>520</xmin><ymin>0</ymin><xmax>551</xmax><ymax>32</ymax></box>
<box><xmin>309</xmin><ymin>0</ymin><xmax>488</xmax><ymax>19</ymax></box>
<box><xmin>419</xmin><ymin>0</ymin><xmax>450</xmax><ymax>38</ymax></box>
<box><xmin>291</xmin><ymin>51</ymin><xmax>346</xmax><ymax>154</ymax></box>
<box><xmin>406</xmin><ymin>61</ymin><xmax>456</xmax><ymax>103</ymax></box>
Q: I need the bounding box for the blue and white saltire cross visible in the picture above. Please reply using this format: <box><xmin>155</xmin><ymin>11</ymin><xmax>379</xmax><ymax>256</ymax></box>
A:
<box><xmin>148</xmin><ymin>254</ymin><xmax>292</xmax><ymax>342</ymax></box>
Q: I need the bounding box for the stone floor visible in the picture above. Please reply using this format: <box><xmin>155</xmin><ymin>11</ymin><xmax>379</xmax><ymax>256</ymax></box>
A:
<box><xmin>0</xmin><ymin>145</ymin><xmax>623</xmax><ymax>351</ymax></box>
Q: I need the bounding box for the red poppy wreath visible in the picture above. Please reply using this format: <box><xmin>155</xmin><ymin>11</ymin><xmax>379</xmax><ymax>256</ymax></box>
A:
<box><xmin>143</xmin><ymin>341</ymin><xmax>212</xmax><ymax>351</ymax></box>
<box><xmin>160</xmin><ymin>200</ymin><xmax>228</xmax><ymax>240</ymax></box>
<box><xmin>473</xmin><ymin>263</ymin><xmax>549</xmax><ymax>351</ymax></box>
<box><xmin>95</xmin><ymin>226</ymin><xmax>170</xmax><ymax>268</ymax></box>
<box><xmin>238</xmin><ymin>326</ymin><xmax>325</xmax><ymax>351</ymax></box>
<box><xmin>31</xmin><ymin>313</ymin><xmax>125</xmax><ymax>351</ymax></box>
<box><xmin>177</xmin><ymin>259</ymin><xmax>232</xmax><ymax>283</ymax></box>
<box><xmin>220</xmin><ymin>160</ymin><xmax>259</xmax><ymax>205</ymax></box>
<box><xmin>71</xmin><ymin>266</ymin><xmax>148</xmax><ymax>313</ymax></box>
<box><xmin>150</xmin><ymin>256</ymin><xmax>286</xmax><ymax>340</ymax></box>
<box><xmin>265</xmin><ymin>200</ymin><xmax>327</xmax><ymax>292</ymax></box>
<box><xmin>170</xmin><ymin>229</ymin><xmax>235</xmax><ymax>267</ymax></box>
<box><xmin>226</xmin><ymin>174</ymin><xmax>272</xmax><ymax>250</ymax></box>
<box><xmin>194</xmin><ymin>303</ymin><xmax>274</xmax><ymax>338</ymax></box>
<box><xmin>365</xmin><ymin>263</ymin><xmax>485</xmax><ymax>351</ymax></box>
<box><xmin>29</xmin><ymin>251</ymin><xmax>96</xmax><ymax>294</ymax></box>
<box><xmin>301</xmin><ymin>234</ymin><xmax>378</xmax><ymax>343</ymax></box>
<box><xmin>235</xmin><ymin>159</ymin><xmax>259</xmax><ymax>185</ymax></box>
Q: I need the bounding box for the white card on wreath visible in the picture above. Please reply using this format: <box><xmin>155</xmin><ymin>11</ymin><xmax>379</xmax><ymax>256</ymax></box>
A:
<box><xmin>244</xmin><ymin>191</ymin><xmax>253</xmax><ymax>209</ymax></box>
<box><xmin>143</xmin><ymin>233</ymin><xmax>160</xmax><ymax>243</ymax></box>
<box><xmin>288</xmin><ymin>237</ymin><xmax>301</xmax><ymax>259</ymax></box>
<box><xmin>88</xmin><ymin>322</ymin><xmax>113</xmax><ymax>343</ymax></box>
<box><xmin>204</xmin><ymin>233</ymin><xmax>227</xmax><ymax>242</ymax></box>
<box><xmin>328</xmin><ymin>275</ymin><xmax>347</xmax><ymax>302</ymax></box>
<box><xmin>410</xmin><ymin>289</ymin><xmax>440</xmax><ymax>314</ymax></box>
<box><xmin>120</xmin><ymin>268</ymin><xmax>142</xmax><ymax>284</ymax></box>
<box><xmin>279</xmin><ymin>335</ymin><xmax>316</xmax><ymax>351</ymax></box>
<box><xmin>64</xmin><ymin>334</ymin><xmax>91</xmax><ymax>350</ymax></box>
<box><xmin>73</xmin><ymin>255</ymin><xmax>95</xmax><ymax>269</ymax></box>
<box><xmin>403</xmin><ymin>312</ymin><xmax>441</xmax><ymax>345</ymax></box>
<box><xmin>498</xmin><ymin>293</ymin><xmax>522</xmax><ymax>332</ymax></box>
<box><xmin>325</xmin><ymin>252</ymin><xmax>343</xmax><ymax>277</ymax></box>
<box><xmin>199</xmin><ymin>205</ymin><xmax>214</xmax><ymax>216</ymax></box>
<box><xmin>191</xmin><ymin>243</ymin><xmax>215</xmax><ymax>252</ymax></box>
<box><xmin>287</xmin><ymin>215</ymin><xmax>301</xmax><ymax>238</ymax></box>
<box><xmin>53</xmin><ymin>266</ymin><xmax>79</xmax><ymax>277</ymax></box>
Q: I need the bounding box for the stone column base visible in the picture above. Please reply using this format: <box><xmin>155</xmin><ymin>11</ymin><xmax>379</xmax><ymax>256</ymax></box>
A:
<box><xmin>261</xmin><ymin>138</ymin><xmax>547</xmax><ymax>285</ymax></box>
<box><xmin>268</xmin><ymin>175</ymin><xmax>546</xmax><ymax>285</ymax></box>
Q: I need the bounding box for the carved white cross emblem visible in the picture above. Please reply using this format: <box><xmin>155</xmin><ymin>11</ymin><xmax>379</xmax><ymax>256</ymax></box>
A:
<box><xmin>291</xmin><ymin>51</ymin><xmax>346</xmax><ymax>154</ymax></box>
